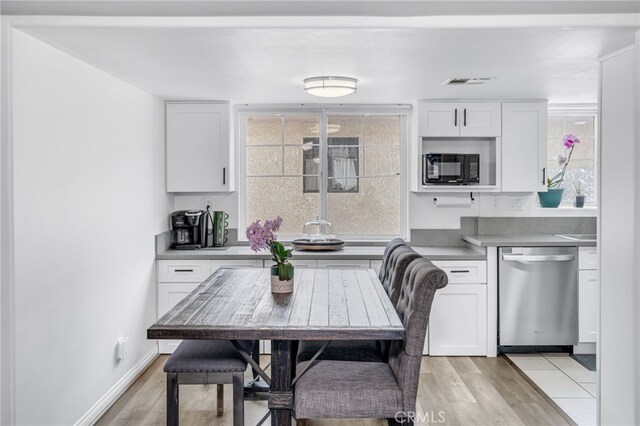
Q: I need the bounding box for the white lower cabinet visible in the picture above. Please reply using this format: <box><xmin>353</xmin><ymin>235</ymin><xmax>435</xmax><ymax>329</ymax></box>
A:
<box><xmin>157</xmin><ymin>259</ymin><xmax>264</xmax><ymax>354</ymax></box>
<box><xmin>428</xmin><ymin>284</ymin><xmax>487</xmax><ymax>356</ymax></box>
<box><xmin>578</xmin><ymin>246</ymin><xmax>598</xmax><ymax>347</ymax></box>
<box><xmin>427</xmin><ymin>261</ymin><xmax>488</xmax><ymax>356</ymax></box>
<box><xmin>156</xmin><ymin>257</ymin><xmax>489</xmax><ymax>357</ymax></box>
<box><xmin>157</xmin><ymin>282</ymin><xmax>201</xmax><ymax>353</ymax></box>
<box><xmin>579</xmin><ymin>270</ymin><xmax>598</xmax><ymax>343</ymax></box>
<box><xmin>370</xmin><ymin>260</ymin><xmax>383</xmax><ymax>276</ymax></box>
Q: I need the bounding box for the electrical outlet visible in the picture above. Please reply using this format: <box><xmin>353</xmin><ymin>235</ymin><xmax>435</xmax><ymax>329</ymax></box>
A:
<box><xmin>203</xmin><ymin>197</ymin><xmax>214</xmax><ymax>210</ymax></box>
<box><xmin>117</xmin><ymin>337</ymin><xmax>129</xmax><ymax>360</ymax></box>
<box><xmin>509</xmin><ymin>197</ymin><xmax>524</xmax><ymax>210</ymax></box>
<box><xmin>491</xmin><ymin>197</ymin><xmax>502</xmax><ymax>210</ymax></box>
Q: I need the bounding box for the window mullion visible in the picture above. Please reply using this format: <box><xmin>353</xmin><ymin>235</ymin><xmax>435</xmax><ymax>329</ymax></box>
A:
<box><xmin>280</xmin><ymin>115</ymin><xmax>285</xmax><ymax>176</ymax></box>
<box><xmin>320</xmin><ymin>111</ymin><xmax>328</xmax><ymax>220</ymax></box>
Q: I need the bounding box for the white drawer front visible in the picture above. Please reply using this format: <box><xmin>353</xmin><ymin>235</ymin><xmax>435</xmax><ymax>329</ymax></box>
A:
<box><xmin>579</xmin><ymin>247</ymin><xmax>598</xmax><ymax>270</ymax></box>
<box><xmin>158</xmin><ymin>260</ymin><xmax>212</xmax><ymax>283</ymax></box>
<box><xmin>289</xmin><ymin>259</ymin><xmax>318</xmax><ymax>268</ymax></box>
<box><xmin>431</xmin><ymin>261</ymin><xmax>487</xmax><ymax>284</ymax></box>
<box><xmin>316</xmin><ymin>259</ymin><xmax>371</xmax><ymax>269</ymax></box>
<box><xmin>211</xmin><ymin>259</ymin><xmax>264</xmax><ymax>272</ymax></box>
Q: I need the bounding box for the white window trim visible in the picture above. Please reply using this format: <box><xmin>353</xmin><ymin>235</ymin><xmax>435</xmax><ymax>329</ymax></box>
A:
<box><xmin>236</xmin><ymin>104</ymin><xmax>411</xmax><ymax>242</ymax></box>
<box><xmin>542</xmin><ymin>104</ymin><xmax>599</xmax><ymax>209</ymax></box>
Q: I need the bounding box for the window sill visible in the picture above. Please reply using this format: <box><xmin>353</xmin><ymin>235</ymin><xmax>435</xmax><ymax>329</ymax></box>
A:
<box><xmin>532</xmin><ymin>206</ymin><xmax>597</xmax><ymax>217</ymax></box>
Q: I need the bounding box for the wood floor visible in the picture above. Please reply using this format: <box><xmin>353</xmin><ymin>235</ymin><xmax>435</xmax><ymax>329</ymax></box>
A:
<box><xmin>96</xmin><ymin>355</ymin><xmax>573</xmax><ymax>426</ymax></box>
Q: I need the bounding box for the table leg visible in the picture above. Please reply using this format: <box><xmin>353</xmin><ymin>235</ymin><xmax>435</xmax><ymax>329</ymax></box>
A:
<box><xmin>269</xmin><ymin>340</ymin><xmax>293</xmax><ymax>426</ymax></box>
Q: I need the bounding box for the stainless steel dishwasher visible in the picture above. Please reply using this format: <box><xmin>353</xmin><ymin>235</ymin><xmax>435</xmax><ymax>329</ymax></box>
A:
<box><xmin>499</xmin><ymin>246</ymin><xmax>578</xmax><ymax>346</ymax></box>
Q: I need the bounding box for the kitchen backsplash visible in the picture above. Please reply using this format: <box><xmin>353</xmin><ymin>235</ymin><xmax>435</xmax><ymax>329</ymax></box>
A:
<box><xmin>157</xmin><ymin>216</ymin><xmax>597</xmax><ymax>251</ymax></box>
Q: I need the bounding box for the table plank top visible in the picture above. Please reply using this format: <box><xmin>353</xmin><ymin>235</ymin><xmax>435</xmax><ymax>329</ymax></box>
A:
<box><xmin>148</xmin><ymin>268</ymin><xmax>404</xmax><ymax>341</ymax></box>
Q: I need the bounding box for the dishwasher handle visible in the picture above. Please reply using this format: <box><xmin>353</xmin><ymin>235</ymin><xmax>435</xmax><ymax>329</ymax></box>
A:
<box><xmin>502</xmin><ymin>254</ymin><xmax>576</xmax><ymax>263</ymax></box>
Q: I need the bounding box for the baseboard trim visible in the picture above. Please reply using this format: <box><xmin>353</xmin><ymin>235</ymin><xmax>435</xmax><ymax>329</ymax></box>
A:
<box><xmin>573</xmin><ymin>342</ymin><xmax>597</xmax><ymax>354</ymax></box>
<box><xmin>75</xmin><ymin>347</ymin><xmax>159</xmax><ymax>426</ymax></box>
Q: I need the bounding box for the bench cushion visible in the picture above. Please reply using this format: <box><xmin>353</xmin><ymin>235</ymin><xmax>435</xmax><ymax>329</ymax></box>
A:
<box><xmin>164</xmin><ymin>340</ymin><xmax>252</xmax><ymax>373</ymax></box>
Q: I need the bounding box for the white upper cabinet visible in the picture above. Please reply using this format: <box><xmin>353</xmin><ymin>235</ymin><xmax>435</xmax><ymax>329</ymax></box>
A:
<box><xmin>166</xmin><ymin>102</ymin><xmax>232</xmax><ymax>192</ymax></box>
<box><xmin>418</xmin><ymin>101</ymin><xmax>501</xmax><ymax>137</ymax></box>
<box><xmin>501</xmin><ymin>102</ymin><xmax>548</xmax><ymax>192</ymax></box>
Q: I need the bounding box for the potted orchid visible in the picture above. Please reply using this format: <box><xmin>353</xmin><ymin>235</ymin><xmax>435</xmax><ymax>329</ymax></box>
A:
<box><xmin>246</xmin><ymin>217</ymin><xmax>294</xmax><ymax>294</ymax></box>
<box><xmin>538</xmin><ymin>133</ymin><xmax>580</xmax><ymax>208</ymax></box>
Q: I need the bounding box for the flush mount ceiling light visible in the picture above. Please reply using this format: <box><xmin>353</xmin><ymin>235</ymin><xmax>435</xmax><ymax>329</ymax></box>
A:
<box><xmin>304</xmin><ymin>76</ymin><xmax>358</xmax><ymax>97</ymax></box>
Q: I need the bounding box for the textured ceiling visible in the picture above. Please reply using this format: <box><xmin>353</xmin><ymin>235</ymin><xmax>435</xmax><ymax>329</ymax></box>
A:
<box><xmin>19</xmin><ymin>25</ymin><xmax>638</xmax><ymax>103</ymax></box>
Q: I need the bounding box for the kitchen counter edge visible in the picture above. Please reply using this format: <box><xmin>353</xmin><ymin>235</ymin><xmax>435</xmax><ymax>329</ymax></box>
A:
<box><xmin>462</xmin><ymin>234</ymin><xmax>597</xmax><ymax>247</ymax></box>
<box><xmin>156</xmin><ymin>245</ymin><xmax>486</xmax><ymax>261</ymax></box>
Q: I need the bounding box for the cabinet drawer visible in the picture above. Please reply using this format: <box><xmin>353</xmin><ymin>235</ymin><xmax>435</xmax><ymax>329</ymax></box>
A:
<box><xmin>431</xmin><ymin>261</ymin><xmax>487</xmax><ymax>284</ymax></box>
<box><xmin>211</xmin><ymin>259</ymin><xmax>264</xmax><ymax>272</ymax></box>
<box><xmin>316</xmin><ymin>259</ymin><xmax>371</xmax><ymax>269</ymax></box>
<box><xmin>158</xmin><ymin>260</ymin><xmax>212</xmax><ymax>283</ymax></box>
<box><xmin>289</xmin><ymin>259</ymin><xmax>318</xmax><ymax>269</ymax></box>
<box><xmin>579</xmin><ymin>247</ymin><xmax>598</xmax><ymax>270</ymax></box>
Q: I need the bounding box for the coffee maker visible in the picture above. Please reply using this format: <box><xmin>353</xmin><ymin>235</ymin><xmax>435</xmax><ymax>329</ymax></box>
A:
<box><xmin>171</xmin><ymin>210</ymin><xmax>207</xmax><ymax>250</ymax></box>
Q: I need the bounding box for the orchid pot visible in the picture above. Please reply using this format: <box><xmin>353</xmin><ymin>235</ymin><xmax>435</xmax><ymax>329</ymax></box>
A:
<box><xmin>575</xmin><ymin>196</ymin><xmax>585</xmax><ymax>208</ymax></box>
<box><xmin>538</xmin><ymin>189</ymin><xmax>564</xmax><ymax>208</ymax></box>
<box><xmin>270</xmin><ymin>264</ymin><xmax>294</xmax><ymax>294</ymax></box>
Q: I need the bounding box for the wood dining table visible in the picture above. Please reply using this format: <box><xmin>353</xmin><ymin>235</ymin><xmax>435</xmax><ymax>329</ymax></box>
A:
<box><xmin>147</xmin><ymin>267</ymin><xmax>405</xmax><ymax>426</ymax></box>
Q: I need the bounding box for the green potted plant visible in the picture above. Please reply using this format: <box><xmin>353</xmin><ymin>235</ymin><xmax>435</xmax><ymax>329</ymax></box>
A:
<box><xmin>246</xmin><ymin>217</ymin><xmax>294</xmax><ymax>294</ymax></box>
<box><xmin>538</xmin><ymin>133</ymin><xmax>580</xmax><ymax>208</ymax></box>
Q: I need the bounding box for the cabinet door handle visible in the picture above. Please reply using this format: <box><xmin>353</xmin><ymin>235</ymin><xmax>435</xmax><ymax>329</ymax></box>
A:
<box><xmin>463</xmin><ymin>109</ymin><xmax>467</xmax><ymax>126</ymax></box>
<box><xmin>450</xmin><ymin>270</ymin><xmax>470</xmax><ymax>273</ymax></box>
<box><xmin>454</xmin><ymin>108</ymin><xmax>458</xmax><ymax>127</ymax></box>
<box><xmin>542</xmin><ymin>167</ymin><xmax>546</xmax><ymax>185</ymax></box>
<box><xmin>175</xmin><ymin>269</ymin><xmax>194</xmax><ymax>272</ymax></box>
<box><xmin>223</xmin><ymin>167</ymin><xmax>226</xmax><ymax>185</ymax></box>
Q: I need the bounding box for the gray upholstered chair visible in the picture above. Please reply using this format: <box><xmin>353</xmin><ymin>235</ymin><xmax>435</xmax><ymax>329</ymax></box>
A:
<box><xmin>294</xmin><ymin>258</ymin><xmax>448</xmax><ymax>425</ymax></box>
<box><xmin>164</xmin><ymin>340</ymin><xmax>254</xmax><ymax>426</ymax></box>
<box><xmin>296</xmin><ymin>244</ymin><xmax>422</xmax><ymax>364</ymax></box>
<box><xmin>382</xmin><ymin>245</ymin><xmax>423</xmax><ymax>305</ymax></box>
<box><xmin>378</xmin><ymin>237</ymin><xmax>407</xmax><ymax>282</ymax></box>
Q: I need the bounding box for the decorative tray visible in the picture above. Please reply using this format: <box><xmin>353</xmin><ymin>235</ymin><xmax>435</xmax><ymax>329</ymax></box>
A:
<box><xmin>291</xmin><ymin>238</ymin><xmax>345</xmax><ymax>251</ymax></box>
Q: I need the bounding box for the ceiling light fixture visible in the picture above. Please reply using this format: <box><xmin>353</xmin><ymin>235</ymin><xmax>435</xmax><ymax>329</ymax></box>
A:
<box><xmin>304</xmin><ymin>76</ymin><xmax>357</xmax><ymax>98</ymax></box>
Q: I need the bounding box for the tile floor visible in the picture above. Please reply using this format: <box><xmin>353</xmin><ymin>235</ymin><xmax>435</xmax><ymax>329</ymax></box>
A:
<box><xmin>506</xmin><ymin>353</ymin><xmax>597</xmax><ymax>426</ymax></box>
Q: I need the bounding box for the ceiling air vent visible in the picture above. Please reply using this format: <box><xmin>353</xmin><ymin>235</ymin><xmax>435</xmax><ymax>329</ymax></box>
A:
<box><xmin>443</xmin><ymin>77</ymin><xmax>495</xmax><ymax>86</ymax></box>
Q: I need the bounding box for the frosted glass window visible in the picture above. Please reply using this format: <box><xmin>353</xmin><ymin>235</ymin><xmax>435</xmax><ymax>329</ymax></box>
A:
<box><xmin>243</xmin><ymin>112</ymin><xmax>403</xmax><ymax>238</ymax></box>
<box><xmin>547</xmin><ymin>112</ymin><xmax>597</xmax><ymax>206</ymax></box>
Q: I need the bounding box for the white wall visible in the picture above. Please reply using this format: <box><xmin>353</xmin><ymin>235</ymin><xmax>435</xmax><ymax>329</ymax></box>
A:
<box><xmin>11</xmin><ymin>30</ymin><xmax>172</xmax><ymax>424</ymax></box>
<box><xmin>598</xmin><ymin>39</ymin><xmax>639</xmax><ymax>425</ymax></box>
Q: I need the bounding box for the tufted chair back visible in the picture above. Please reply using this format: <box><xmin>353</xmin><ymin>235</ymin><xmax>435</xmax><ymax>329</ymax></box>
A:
<box><xmin>378</xmin><ymin>238</ymin><xmax>407</xmax><ymax>283</ymax></box>
<box><xmin>383</xmin><ymin>246</ymin><xmax>423</xmax><ymax>306</ymax></box>
<box><xmin>388</xmin><ymin>258</ymin><xmax>448</xmax><ymax>412</ymax></box>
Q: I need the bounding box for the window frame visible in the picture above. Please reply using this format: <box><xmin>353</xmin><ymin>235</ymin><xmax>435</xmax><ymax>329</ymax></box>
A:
<box><xmin>236</xmin><ymin>104</ymin><xmax>411</xmax><ymax>242</ymax></box>
<box><xmin>546</xmin><ymin>104</ymin><xmax>599</xmax><ymax>207</ymax></box>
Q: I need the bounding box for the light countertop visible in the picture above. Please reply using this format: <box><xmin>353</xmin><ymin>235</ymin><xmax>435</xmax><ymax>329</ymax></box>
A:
<box><xmin>157</xmin><ymin>245</ymin><xmax>486</xmax><ymax>261</ymax></box>
<box><xmin>462</xmin><ymin>234</ymin><xmax>597</xmax><ymax>247</ymax></box>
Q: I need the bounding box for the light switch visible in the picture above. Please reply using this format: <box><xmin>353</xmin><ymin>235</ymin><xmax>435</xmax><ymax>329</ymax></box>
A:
<box><xmin>117</xmin><ymin>337</ymin><xmax>129</xmax><ymax>360</ymax></box>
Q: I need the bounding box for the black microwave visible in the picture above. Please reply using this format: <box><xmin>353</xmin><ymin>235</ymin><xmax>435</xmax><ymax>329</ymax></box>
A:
<box><xmin>422</xmin><ymin>153</ymin><xmax>480</xmax><ymax>185</ymax></box>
